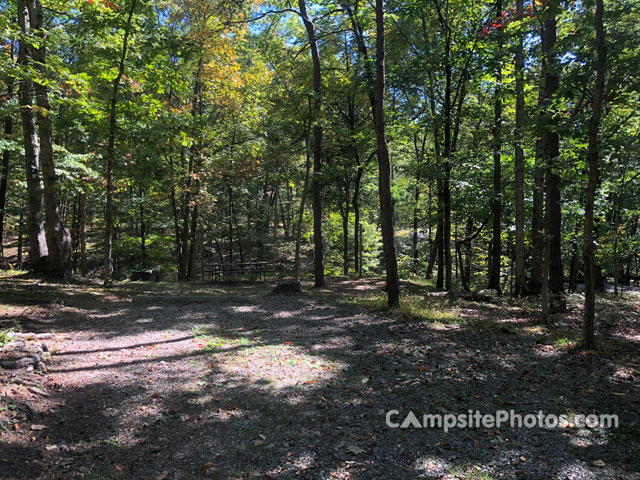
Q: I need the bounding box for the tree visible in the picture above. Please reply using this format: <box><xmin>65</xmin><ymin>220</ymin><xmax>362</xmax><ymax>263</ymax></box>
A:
<box><xmin>104</xmin><ymin>0</ymin><xmax>137</xmax><ymax>286</ymax></box>
<box><xmin>17</xmin><ymin>0</ymin><xmax>47</xmax><ymax>271</ymax></box>
<box><xmin>298</xmin><ymin>0</ymin><xmax>325</xmax><ymax>287</ymax></box>
<box><xmin>583</xmin><ymin>0</ymin><xmax>607</xmax><ymax>348</ymax></box>
<box><xmin>28</xmin><ymin>0</ymin><xmax>71</xmax><ymax>277</ymax></box>
<box><xmin>513</xmin><ymin>0</ymin><xmax>526</xmax><ymax>296</ymax></box>
<box><xmin>488</xmin><ymin>0</ymin><xmax>503</xmax><ymax>293</ymax></box>
<box><xmin>375</xmin><ymin>0</ymin><xmax>399</xmax><ymax>307</ymax></box>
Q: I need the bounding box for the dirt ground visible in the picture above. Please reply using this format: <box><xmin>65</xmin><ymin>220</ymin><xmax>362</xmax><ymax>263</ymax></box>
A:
<box><xmin>0</xmin><ymin>275</ymin><xmax>638</xmax><ymax>480</ymax></box>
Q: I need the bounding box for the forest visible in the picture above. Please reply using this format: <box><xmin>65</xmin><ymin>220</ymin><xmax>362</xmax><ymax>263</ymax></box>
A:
<box><xmin>0</xmin><ymin>0</ymin><xmax>639</xmax><ymax>479</ymax></box>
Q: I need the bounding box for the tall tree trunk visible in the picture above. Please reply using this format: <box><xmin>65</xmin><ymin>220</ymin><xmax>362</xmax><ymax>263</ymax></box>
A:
<box><xmin>413</xmin><ymin>183</ymin><xmax>419</xmax><ymax>272</ymax></box>
<box><xmin>103</xmin><ymin>0</ymin><xmax>137</xmax><ymax>286</ymax></box>
<box><xmin>543</xmin><ymin>8</ymin><xmax>564</xmax><ymax>298</ymax></box>
<box><xmin>179</xmin><ymin>148</ymin><xmax>192</xmax><ymax>279</ymax></box>
<box><xmin>583</xmin><ymin>0</ymin><xmax>606</xmax><ymax>348</ymax></box>
<box><xmin>353</xmin><ymin>154</ymin><xmax>363</xmax><ymax>276</ymax></box>
<box><xmin>17</xmin><ymin>200</ymin><xmax>24</xmax><ymax>267</ymax></box>
<box><xmin>228</xmin><ymin>184</ymin><xmax>234</xmax><ymax>264</ymax></box>
<box><xmin>294</xmin><ymin>123</ymin><xmax>312</xmax><ymax>282</ymax></box>
<box><xmin>17</xmin><ymin>0</ymin><xmax>48</xmax><ymax>270</ymax></box>
<box><xmin>529</xmin><ymin>138</ymin><xmax>545</xmax><ymax>293</ymax></box>
<box><xmin>139</xmin><ymin>190</ymin><xmax>146</xmax><ymax>264</ymax></box>
<box><xmin>412</xmin><ymin>133</ymin><xmax>425</xmax><ymax>273</ymax></box>
<box><xmin>0</xmin><ymin>80</ymin><xmax>12</xmax><ymax>261</ymax></box>
<box><xmin>29</xmin><ymin>0</ymin><xmax>70</xmax><ymax>278</ymax></box>
<box><xmin>513</xmin><ymin>0</ymin><xmax>526</xmax><ymax>297</ymax></box>
<box><xmin>342</xmin><ymin>185</ymin><xmax>349</xmax><ymax>276</ymax></box>
<box><xmin>79</xmin><ymin>191</ymin><xmax>88</xmax><ymax>276</ymax></box>
<box><xmin>298</xmin><ymin>0</ymin><xmax>324</xmax><ymax>287</ymax></box>
<box><xmin>375</xmin><ymin>0</ymin><xmax>400</xmax><ymax>307</ymax></box>
<box><xmin>187</xmin><ymin>204</ymin><xmax>198</xmax><ymax>280</ymax></box>
<box><xmin>488</xmin><ymin>0</ymin><xmax>503</xmax><ymax>292</ymax></box>
<box><xmin>436</xmin><ymin>181</ymin><xmax>444</xmax><ymax>289</ymax></box>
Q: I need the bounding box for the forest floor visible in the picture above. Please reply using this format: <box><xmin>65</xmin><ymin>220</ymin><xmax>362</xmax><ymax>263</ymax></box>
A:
<box><xmin>0</xmin><ymin>274</ymin><xmax>638</xmax><ymax>480</ymax></box>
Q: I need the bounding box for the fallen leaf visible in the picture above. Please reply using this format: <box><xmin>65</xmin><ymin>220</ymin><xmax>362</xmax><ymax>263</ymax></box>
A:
<box><xmin>30</xmin><ymin>424</ymin><xmax>48</xmax><ymax>431</ymax></box>
<box><xmin>346</xmin><ymin>445</ymin><xmax>366</xmax><ymax>455</ymax></box>
<box><xmin>361</xmin><ymin>377</ymin><xmax>369</xmax><ymax>384</ymax></box>
<box><xmin>156</xmin><ymin>473</ymin><xmax>169</xmax><ymax>480</ymax></box>
<box><xmin>592</xmin><ymin>459</ymin><xmax>605</xmax><ymax>467</ymax></box>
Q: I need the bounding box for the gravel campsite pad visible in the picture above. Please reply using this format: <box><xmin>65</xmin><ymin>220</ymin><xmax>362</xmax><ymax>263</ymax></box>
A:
<box><xmin>0</xmin><ymin>277</ymin><xmax>638</xmax><ymax>479</ymax></box>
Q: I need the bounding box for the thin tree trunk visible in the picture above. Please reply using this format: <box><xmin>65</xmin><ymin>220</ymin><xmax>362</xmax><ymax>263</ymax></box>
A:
<box><xmin>17</xmin><ymin>200</ymin><xmax>24</xmax><ymax>267</ymax></box>
<box><xmin>375</xmin><ymin>0</ymin><xmax>400</xmax><ymax>307</ymax></box>
<box><xmin>79</xmin><ymin>191</ymin><xmax>88</xmax><ymax>276</ymax></box>
<box><xmin>187</xmin><ymin>204</ymin><xmax>198</xmax><ymax>280</ymax></box>
<box><xmin>436</xmin><ymin>181</ymin><xmax>444</xmax><ymax>289</ymax></box>
<box><xmin>298</xmin><ymin>0</ymin><xmax>324</xmax><ymax>288</ymax></box>
<box><xmin>353</xmin><ymin>156</ymin><xmax>363</xmax><ymax>276</ymax></box>
<box><xmin>139</xmin><ymin>190</ymin><xmax>146</xmax><ymax>264</ymax></box>
<box><xmin>488</xmin><ymin>0</ymin><xmax>503</xmax><ymax>293</ymax></box>
<box><xmin>342</xmin><ymin>185</ymin><xmax>349</xmax><ymax>276</ymax></box>
<box><xmin>0</xmin><ymin>81</ymin><xmax>12</xmax><ymax>261</ymax></box>
<box><xmin>529</xmin><ymin>139</ymin><xmax>545</xmax><ymax>293</ymax></box>
<box><xmin>583</xmin><ymin>0</ymin><xmax>606</xmax><ymax>348</ymax></box>
<box><xmin>104</xmin><ymin>0</ymin><xmax>137</xmax><ymax>286</ymax></box>
<box><xmin>513</xmin><ymin>0</ymin><xmax>526</xmax><ymax>297</ymax></box>
<box><xmin>228</xmin><ymin>184</ymin><xmax>234</xmax><ymax>264</ymax></box>
<box><xmin>294</xmin><ymin>124</ymin><xmax>312</xmax><ymax>282</ymax></box>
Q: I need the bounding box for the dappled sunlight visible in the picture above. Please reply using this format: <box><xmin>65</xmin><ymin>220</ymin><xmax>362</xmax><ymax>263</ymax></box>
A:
<box><xmin>412</xmin><ymin>456</ymin><xmax>452</xmax><ymax>478</ymax></box>
<box><xmin>553</xmin><ymin>462</ymin><xmax>599</xmax><ymax>480</ymax></box>
<box><xmin>215</xmin><ymin>343</ymin><xmax>345</xmax><ymax>391</ymax></box>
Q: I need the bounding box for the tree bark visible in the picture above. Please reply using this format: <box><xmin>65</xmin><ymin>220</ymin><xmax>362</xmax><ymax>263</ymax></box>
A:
<box><xmin>17</xmin><ymin>0</ymin><xmax>48</xmax><ymax>270</ymax></box>
<box><xmin>79</xmin><ymin>191</ymin><xmax>88</xmax><ymax>276</ymax></box>
<box><xmin>28</xmin><ymin>0</ymin><xmax>70</xmax><ymax>278</ymax></box>
<box><xmin>0</xmin><ymin>80</ymin><xmax>12</xmax><ymax>261</ymax></box>
<box><xmin>529</xmin><ymin>138</ymin><xmax>545</xmax><ymax>293</ymax></box>
<box><xmin>294</xmin><ymin>124</ymin><xmax>311</xmax><ymax>282</ymax></box>
<box><xmin>375</xmin><ymin>0</ymin><xmax>400</xmax><ymax>307</ymax></box>
<box><xmin>104</xmin><ymin>0</ymin><xmax>137</xmax><ymax>286</ymax></box>
<box><xmin>342</xmin><ymin>185</ymin><xmax>349</xmax><ymax>276</ymax></box>
<box><xmin>583</xmin><ymin>0</ymin><xmax>606</xmax><ymax>348</ymax></box>
<box><xmin>353</xmin><ymin>152</ymin><xmax>363</xmax><ymax>276</ymax></box>
<box><xmin>513</xmin><ymin>0</ymin><xmax>526</xmax><ymax>296</ymax></box>
<box><xmin>543</xmin><ymin>8</ymin><xmax>564</xmax><ymax>297</ymax></box>
<box><xmin>488</xmin><ymin>0</ymin><xmax>503</xmax><ymax>292</ymax></box>
<box><xmin>298</xmin><ymin>0</ymin><xmax>324</xmax><ymax>287</ymax></box>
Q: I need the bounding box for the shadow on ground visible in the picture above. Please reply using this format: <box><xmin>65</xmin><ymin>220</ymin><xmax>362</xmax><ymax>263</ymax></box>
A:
<box><xmin>0</xmin><ymin>278</ymin><xmax>638</xmax><ymax>480</ymax></box>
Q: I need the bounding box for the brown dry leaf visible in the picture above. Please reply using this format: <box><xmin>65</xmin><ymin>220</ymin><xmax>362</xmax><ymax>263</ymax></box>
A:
<box><xmin>202</xmin><ymin>462</ymin><xmax>213</xmax><ymax>469</ymax></box>
<box><xmin>156</xmin><ymin>473</ymin><xmax>169</xmax><ymax>480</ymax></box>
<box><xmin>592</xmin><ymin>459</ymin><xmax>605</xmax><ymax>467</ymax></box>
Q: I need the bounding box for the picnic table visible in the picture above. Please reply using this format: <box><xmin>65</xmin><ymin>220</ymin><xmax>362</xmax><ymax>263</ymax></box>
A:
<box><xmin>202</xmin><ymin>261</ymin><xmax>273</xmax><ymax>283</ymax></box>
